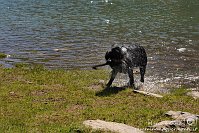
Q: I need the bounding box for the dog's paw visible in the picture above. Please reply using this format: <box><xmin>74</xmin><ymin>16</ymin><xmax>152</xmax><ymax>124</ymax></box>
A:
<box><xmin>106</xmin><ymin>84</ymin><xmax>111</xmax><ymax>88</ymax></box>
<box><xmin>92</xmin><ymin>66</ymin><xmax>97</xmax><ymax>70</ymax></box>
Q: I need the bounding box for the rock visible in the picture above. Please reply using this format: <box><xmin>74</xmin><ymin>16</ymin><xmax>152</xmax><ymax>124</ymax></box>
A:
<box><xmin>188</xmin><ymin>88</ymin><xmax>198</xmax><ymax>91</ymax></box>
<box><xmin>149</xmin><ymin>120</ymin><xmax>185</xmax><ymax>131</ymax></box>
<box><xmin>53</xmin><ymin>48</ymin><xmax>68</xmax><ymax>52</ymax></box>
<box><xmin>6</xmin><ymin>54</ymin><xmax>11</xmax><ymax>58</ymax></box>
<box><xmin>83</xmin><ymin>120</ymin><xmax>144</xmax><ymax>133</ymax></box>
<box><xmin>133</xmin><ymin>68</ymin><xmax>140</xmax><ymax>74</ymax></box>
<box><xmin>166</xmin><ymin>111</ymin><xmax>183</xmax><ymax>119</ymax></box>
<box><xmin>150</xmin><ymin>111</ymin><xmax>199</xmax><ymax>132</ymax></box>
<box><xmin>166</xmin><ymin>111</ymin><xmax>199</xmax><ymax>123</ymax></box>
<box><xmin>187</xmin><ymin>91</ymin><xmax>199</xmax><ymax>99</ymax></box>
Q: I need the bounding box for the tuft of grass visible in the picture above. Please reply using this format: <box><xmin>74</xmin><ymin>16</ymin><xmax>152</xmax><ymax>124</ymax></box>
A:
<box><xmin>0</xmin><ymin>53</ymin><xmax>7</xmax><ymax>58</ymax></box>
<box><xmin>0</xmin><ymin>66</ymin><xmax>198</xmax><ymax>132</ymax></box>
<box><xmin>170</xmin><ymin>87</ymin><xmax>189</xmax><ymax>96</ymax></box>
<box><xmin>14</xmin><ymin>63</ymin><xmax>30</xmax><ymax>68</ymax></box>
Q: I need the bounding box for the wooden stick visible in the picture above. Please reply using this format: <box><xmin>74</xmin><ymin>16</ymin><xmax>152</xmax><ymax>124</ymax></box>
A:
<box><xmin>133</xmin><ymin>90</ymin><xmax>163</xmax><ymax>98</ymax></box>
<box><xmin>92</xmin><ymin>62</ymin><xmax>109</xmax><ymax>69</ymax></box>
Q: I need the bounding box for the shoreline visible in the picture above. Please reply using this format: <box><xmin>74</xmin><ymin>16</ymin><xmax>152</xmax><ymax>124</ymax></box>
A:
<box><xmin>0</xmin><ymin>66</ymin><xmax>198</xmax><ymax>132</ymax></box>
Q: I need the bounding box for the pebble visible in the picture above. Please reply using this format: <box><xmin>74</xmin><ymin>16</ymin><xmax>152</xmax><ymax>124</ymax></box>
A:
<box><xmin>177</xmin><ymin>48</ymin><xmax>186</xmax><ymax>52</ymax></box>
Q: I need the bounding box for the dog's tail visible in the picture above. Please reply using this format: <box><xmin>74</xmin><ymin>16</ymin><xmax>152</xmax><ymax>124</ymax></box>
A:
<box><xmin>92</xmin><ymin>62</ymin><xmax>109</xmax><ymax>69</ymax></box>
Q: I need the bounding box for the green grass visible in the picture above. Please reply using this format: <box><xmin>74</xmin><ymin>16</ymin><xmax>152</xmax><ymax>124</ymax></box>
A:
<box><xmin>0</xmin><ymin>53</ymin><xmax>7</xmax><ymax>58</ymax></box>
<box><xmin>0</xmin><ymin>65</ymin><xmax>198</xmax><ymax>132</ymax></box>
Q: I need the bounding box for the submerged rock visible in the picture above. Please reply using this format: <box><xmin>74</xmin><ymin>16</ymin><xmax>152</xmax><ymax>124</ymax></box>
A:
<box><xmin>177</xmin><ymin>48</ymin><xmax>186</xmax><ymax>52</ymax></box>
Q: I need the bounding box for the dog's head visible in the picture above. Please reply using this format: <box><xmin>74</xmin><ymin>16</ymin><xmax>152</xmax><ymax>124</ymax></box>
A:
<box><xmin>105</xmin><ymin>46</ymin><xmax>125</xmax><ymax>65</ymax></box>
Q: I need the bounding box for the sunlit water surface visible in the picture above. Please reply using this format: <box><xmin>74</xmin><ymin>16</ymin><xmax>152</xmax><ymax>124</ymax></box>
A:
<box><xmin>0</xmin><ymin>0</ymin><xmax>198</xmax><ymax>92</ymax></box>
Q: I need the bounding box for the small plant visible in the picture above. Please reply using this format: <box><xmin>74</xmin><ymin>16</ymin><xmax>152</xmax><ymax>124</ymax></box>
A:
<box><xmin>15</xmin><ymin>63</ymin><xmax>30</xmax><ymax>68</ymax></box>
<box><xmin>0</xmin><ymin>53</ymin><xmax>7</xmax><ymax>59</ymax></box>
<box><xmin>170</xmin><ymin>87</ymin><xmax>189</xmax><ymax>96</ymax></box>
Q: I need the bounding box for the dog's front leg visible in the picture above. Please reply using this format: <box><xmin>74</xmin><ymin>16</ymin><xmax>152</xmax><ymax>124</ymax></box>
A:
<box><xmin>128</xmin><ymin>68</ymin><xmax>135</xmax><ymax>88</ymax></box>
<box><xmin>106</xmin><ymin>70</ymin><xmax>117</xmax><ymax>87</ymax></box>
<box><xmin>139</xmin><ymin>66</ymin><xmax>146</xmax><ymax>83</ymax></box>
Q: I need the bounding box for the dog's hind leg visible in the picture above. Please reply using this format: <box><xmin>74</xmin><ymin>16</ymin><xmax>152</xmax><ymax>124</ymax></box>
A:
<box><xmin>128</xmin><ymin>68</ymin><xmax>135</xmax><ymax>88</ymax></box>
<box><xmin>106</xmin><ymin>70</ymin><xmax>117</xmax><ymax>87</ymax></box>
<box><xmin>139</xmin><ymin>66</ymin><xmax>146</xmax><ymax>83</ymax></box>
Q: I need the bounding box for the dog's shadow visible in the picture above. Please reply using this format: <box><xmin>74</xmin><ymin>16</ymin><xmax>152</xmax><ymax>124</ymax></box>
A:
<box><xmin>95</xmin><ymin>86</ymin><xmax>127</xmax><ymax>97</ymax></box>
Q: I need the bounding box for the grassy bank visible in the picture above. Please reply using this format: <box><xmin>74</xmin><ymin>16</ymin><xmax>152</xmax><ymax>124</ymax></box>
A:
<box><xmin>0</xmin><ymin>65</ymin><xmax>198</xmax><ymax>132</ymax></box>
<box><xmin>0</xmin><ymin>53</ymin><xmax>7</xmax><ymax>59</ymax></box>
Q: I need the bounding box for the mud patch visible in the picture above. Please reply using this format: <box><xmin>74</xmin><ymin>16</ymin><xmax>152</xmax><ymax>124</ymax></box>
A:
<box><xmin>9</xmin><ymin>91</ymin><xmax>23</xmax><ymax>98</ymax></box>
<box><xmin>66</xmin><ymin>104</ymin><xmax>86</xmax><ymax>114</ymax></box>
<box><xmin>33</xmin><ymin>97</ymin><xmax>65</xmax><ymax>103</ymax></box>
<box><xmin>31</xmin><ymin>89</ymin><xmax>48</xmax><ymax>96</ymax></box>
<box><xmin>88</xmin><ymin>80</ymin><xmax>105</xmax><ymax>90</ymax></box>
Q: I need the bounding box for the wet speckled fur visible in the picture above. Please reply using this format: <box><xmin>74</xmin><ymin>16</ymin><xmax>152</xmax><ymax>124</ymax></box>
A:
<box><xmin>105</xmin><ymin>44</ymin><xmax>147</xmax><ymax>88</ymax></box>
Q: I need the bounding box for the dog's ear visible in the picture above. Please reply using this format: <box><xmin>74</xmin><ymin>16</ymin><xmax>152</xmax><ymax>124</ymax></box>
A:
<box><xmin>112</xmin><ymin>47</ymin><xmax>124</xmax><ymax>59</ymax></box>
<box><xmin>112</xmin><ymin>47</ymin><xmax>121</xmax><ymax>53</ymax></box>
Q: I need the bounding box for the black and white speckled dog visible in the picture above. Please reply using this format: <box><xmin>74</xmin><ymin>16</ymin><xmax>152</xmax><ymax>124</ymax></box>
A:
<box><xmin>93</xmin><ymin>44</ymin><xmax>147</xmax><ymax>88</ymax></box>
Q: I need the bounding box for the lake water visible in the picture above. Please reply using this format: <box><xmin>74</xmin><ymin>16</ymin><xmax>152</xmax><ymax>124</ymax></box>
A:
<box><xmin>0</xmin><ymin>0</ymin><xmax>198</xmax><ymax>91</ymax></box>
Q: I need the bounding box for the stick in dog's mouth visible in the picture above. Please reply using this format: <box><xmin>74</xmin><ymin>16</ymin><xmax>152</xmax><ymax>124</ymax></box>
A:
<box><xmin>92</xmin><ymin>61</ymin><xmax>109</xmax><ymax>69</ymax></box>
